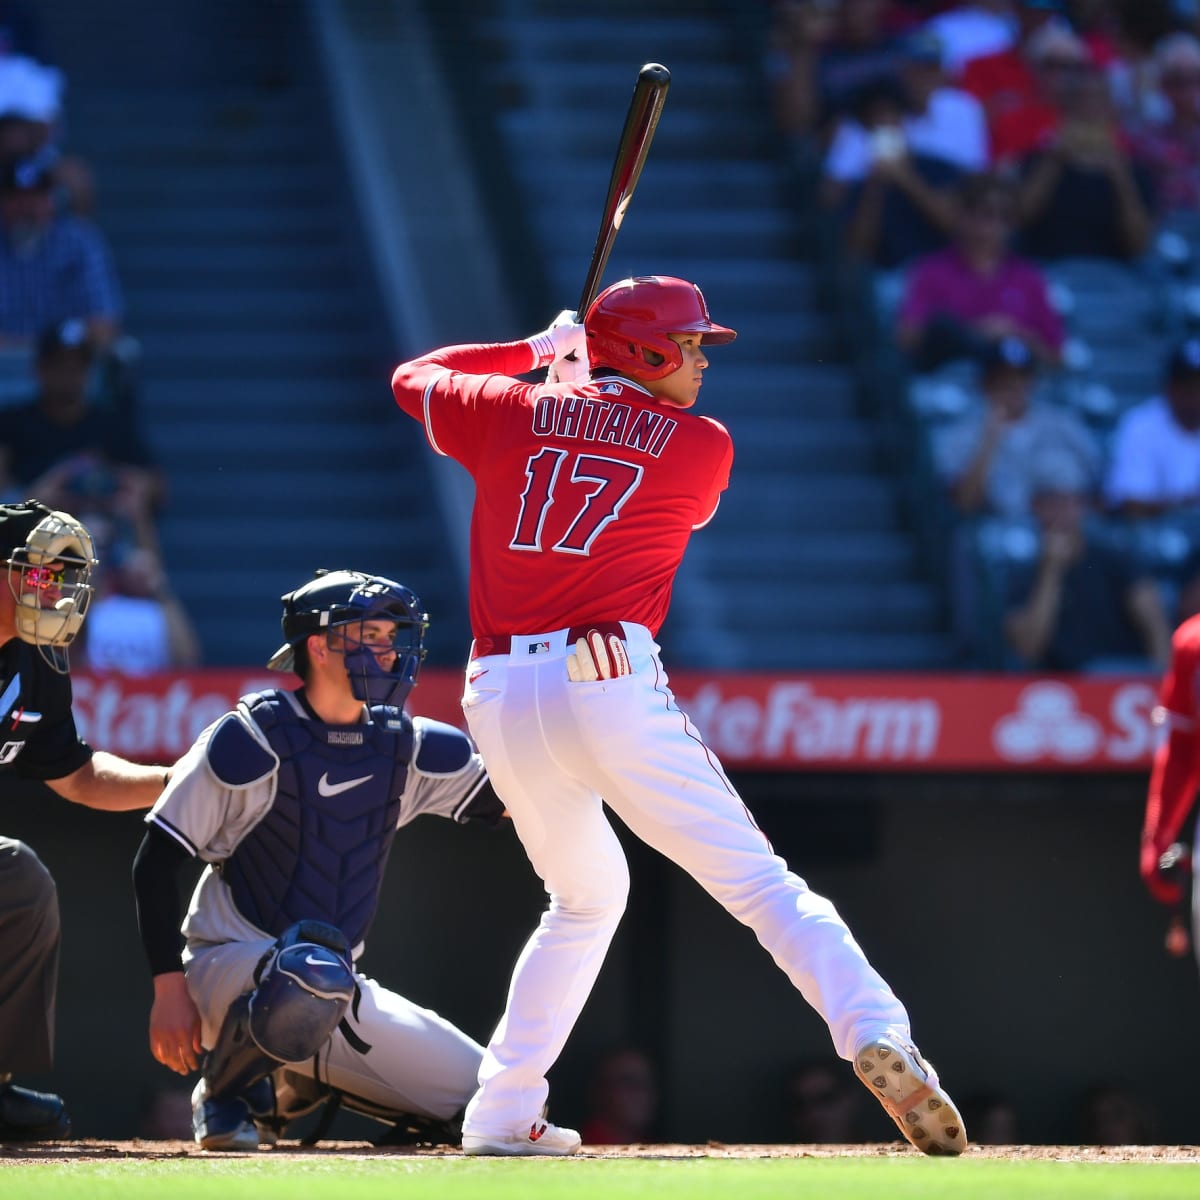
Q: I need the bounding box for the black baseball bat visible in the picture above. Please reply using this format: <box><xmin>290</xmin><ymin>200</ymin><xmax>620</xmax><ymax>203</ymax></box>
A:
<box><xmin>576</xmin><ymin>62</ymin><xmax>671</xmax><ymax>318</ymax></box>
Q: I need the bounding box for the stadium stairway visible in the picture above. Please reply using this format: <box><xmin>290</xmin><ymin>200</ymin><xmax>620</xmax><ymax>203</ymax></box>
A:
<box><xmin>34</xmin><ymin>0</ymin><xmax>469</xmax><ymax>666</ymax></box>
<box><xmin>440</xmin><ymin>0</ymin><xmax>956</xmax><ymax>668</ymax></box>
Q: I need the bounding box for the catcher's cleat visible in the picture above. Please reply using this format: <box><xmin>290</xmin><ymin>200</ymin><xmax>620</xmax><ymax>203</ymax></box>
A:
<box><xmin>0</xmin><ymin>1077</ymin><xmax>70</xmax><ymax>1142</ymax></box>
<box><xmin>191</xmin><ymin>1077</ymin><xmax>276</xmax><ymax>1152</ymax></box>
<box><xmin>462</xmin><ymin>1118</ymin><xmax>582</xmax><ymax>1156</ymax></box>
<box><xmin>853</xmin><ymin>1034</ymin><xmax>967</xmax><ymax>1156</ymax></box>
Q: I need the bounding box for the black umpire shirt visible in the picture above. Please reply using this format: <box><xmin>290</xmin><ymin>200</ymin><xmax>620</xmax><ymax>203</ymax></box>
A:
<box><xmin>0</xmin><ymin>636</ymin><xmax>92</xmax><ymax>780</ymax></box>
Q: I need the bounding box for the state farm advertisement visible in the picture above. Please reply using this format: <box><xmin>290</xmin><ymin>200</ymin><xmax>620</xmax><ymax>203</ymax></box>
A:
<box><xmin>69</xmin><ymin>669</ymin><xmax>1162</xmax><ymax>772</ymax></box>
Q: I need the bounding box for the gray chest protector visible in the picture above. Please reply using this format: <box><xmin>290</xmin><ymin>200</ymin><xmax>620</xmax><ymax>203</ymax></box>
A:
<box><xmin>218</xmin><ymin>690</ymin><xmax>412</xmax><ymax>948</ymax></box>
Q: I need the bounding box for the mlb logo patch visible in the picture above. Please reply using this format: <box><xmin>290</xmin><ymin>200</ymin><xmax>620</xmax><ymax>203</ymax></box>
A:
<box><xmin>528</xmin><ymin>641</ymin><xmax>551</xmax><ymax>655</ymax></box>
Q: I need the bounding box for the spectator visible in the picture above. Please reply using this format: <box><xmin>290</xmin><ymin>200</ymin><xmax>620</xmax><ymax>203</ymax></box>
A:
<box><xmin>821</xmin><ymin>75</ymin><xmax>962</xmax><ymax>268</ymax></box>
<box><xmin>783</xmin><ymin>1058</ymin><xmax>864</xmax><ymax>1143</ymax></box>
<box><xmin>0</xmin><ymin>320</ymin><xmax>160</xmax><ymax>553</ymax></box>
<box><xmin>136</xmin><ymin>1086</ymin><xmax>194</xmax><ymax>1140</ymax></box>
<box><xmin>767</xmin><ymin>0</ymin><xmax>908</xmax><ymax>152</ymax></box>
<box><xmin>1077</xmin><ymin>1080</ymin><xmax>1159</xmax><ymax>1144</ymax></box>
<box><xmin>899</xmin><ymin>29</ymin><xmax>991</xmax><ymax>169</ymax></box>
<box><xmin>0</xmin><ymin>148</ymin><xmax>121</xmax><ymax>351</ymax></box>
<box><xmin>1103</xmin><ymin>0</ymin><xmax>1182</xmax><ymax>126</ymax></box>
<box><xmin>0</xmin><ymin>56</ymin><xmax>94</xmax><ymax>218</ymax></box>
<box><xmin>1002</xmin><ymin>449</ymin><xmax>1172</xmax><ymax>670</ymax></box>
<box><xmin>1016</xmin><ymin>53</ymin><xmax>1156</xmax><ymax>260</ymax></box>
<box><xmin>957</xmin><ymin>1090</ymin><xmax>1020</xmax><ymax>1143</ymax></box>
<box><xmin>896</xmin><ymin>172</ymin><xmax>1065</xmax><ymax>370</ymax></box>
<box><xmin>933</xmin><ymin>335</ymin><xmax>1101</xmax><ymax>518</ymax></box>
<box><xmin>1104</xmin><ymin>336</ymin><xmax>1200</xmax><ymax>518</ymax></box>
<box><xmin>1128</xmin><ymin>33</ymin><xmax>1200</xmax><ymax>216</ymax></box>
<box><xmin>580</xmin><ymin>1048</ymin><xmax>660</xmax><ymax>1146</ymax></box>
<box><xmin>961</xmin><ymin>4</ymin><xmax>1082</xmax><ymax>163</ymax></box>
<box><xmin>924</xmin><ymin>0</ymin><xmax>1019</xmax><ymax>79</ymax></box>
<box><xmin>81</xmin><ymin>547</ymin><xmax>201</xmax><ymax>675</ymax></box>
<box><xmin>823</xmin><ymin>31</ymin><xmax>989</xmax><ymax>177</ymax></box>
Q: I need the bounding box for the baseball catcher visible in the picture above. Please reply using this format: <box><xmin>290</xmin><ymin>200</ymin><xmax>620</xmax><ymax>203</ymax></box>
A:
<box><xmin>132</xmin><ymin>569</ymin><xmax>502</xmax><ymax>1150</ymax></box>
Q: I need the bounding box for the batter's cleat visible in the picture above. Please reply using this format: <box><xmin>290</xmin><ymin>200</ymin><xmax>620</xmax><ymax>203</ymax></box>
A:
<box><xmin>0</xmin><ymin>1076</ymin><xmax>70</xmax><ymax>1141</ymax></box>
<box><xmin>853</xmin><ymin>1034</ymin><xmax>967</xmax><ymax>1156</ymax></box>
<box><xmin>191</xmin><ymin>1077</ymin><xmax>276</xmax><ymax>1152</ymax></box>
<box><xmin>461</xmin><ymin>1118</ymin><xmax>582</xmax><ymax>1156</ymax></box>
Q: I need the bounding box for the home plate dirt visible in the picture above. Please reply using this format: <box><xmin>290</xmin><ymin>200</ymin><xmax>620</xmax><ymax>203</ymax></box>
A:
<box><xmin>2</xmin><ymin>1141</ymin><xmax>1199</xmax><ymax>1162</ymax></box>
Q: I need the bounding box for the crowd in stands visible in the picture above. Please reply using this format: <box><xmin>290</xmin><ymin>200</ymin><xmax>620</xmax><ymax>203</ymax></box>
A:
<box><xmin>767</xmin><ymin>0</ymin><xmax>1200</xmax><ymax>672</ymax></box>
<box><xmin>0</xmin><ymin>3</ymin><xmax>198</xmax><ymax>674</ymax></box>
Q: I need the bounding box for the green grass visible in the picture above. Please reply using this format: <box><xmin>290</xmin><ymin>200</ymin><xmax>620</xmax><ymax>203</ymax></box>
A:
<box><xmin>2</xmin><ymin>1157</ymin><xmax>1198</xmax><ymax>1200</ymax></box>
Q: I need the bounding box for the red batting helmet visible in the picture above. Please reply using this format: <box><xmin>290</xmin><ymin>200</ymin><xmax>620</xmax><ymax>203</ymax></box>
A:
<box><xmin>584</xmin><ymin>276</ymin><xmax>737</xmax><ymax>382</ymax></box>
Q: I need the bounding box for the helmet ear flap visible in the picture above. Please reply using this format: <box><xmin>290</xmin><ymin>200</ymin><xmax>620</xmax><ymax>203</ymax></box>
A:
<box><xmin>584</xmin><ymin>275</ymin><xmax>734</xmax><ymax>382</ymax></box>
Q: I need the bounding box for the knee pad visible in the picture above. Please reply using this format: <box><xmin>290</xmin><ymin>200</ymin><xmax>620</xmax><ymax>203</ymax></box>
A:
<box><xmin>205</xmin><ymin>923</ymin><xmax>355</xmax><ymax>1102</ymax></box>
<box><xmin>248</xmin><ymin>921</ymin><xmax>356</xmax><ymax>1065</ymax></box>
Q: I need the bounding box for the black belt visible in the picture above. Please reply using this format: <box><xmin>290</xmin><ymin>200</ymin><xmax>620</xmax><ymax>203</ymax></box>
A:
<box><xmin>471</xmin><ymin>622</ymin><xmax>627</xmax><ymax>659</ymax></box>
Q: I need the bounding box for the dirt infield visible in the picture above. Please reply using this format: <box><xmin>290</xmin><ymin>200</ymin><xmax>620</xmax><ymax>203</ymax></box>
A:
<box><xmin>2</xmin><ymin>1140</ymin><xmax>1199</xmax><ymax>1163</ymax></box>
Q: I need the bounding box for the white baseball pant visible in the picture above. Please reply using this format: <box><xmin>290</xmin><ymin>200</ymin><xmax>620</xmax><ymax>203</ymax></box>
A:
<box><xmin>459</xmin><ymin>621</ymin><xmax>912</xmax><ymax>1139</ymax></box>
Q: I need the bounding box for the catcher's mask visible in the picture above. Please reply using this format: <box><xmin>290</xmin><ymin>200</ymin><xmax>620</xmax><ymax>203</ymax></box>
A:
<box><xmin>2</xmin><ymin>499</ymin><xmax>97</xmax><ymax>673</ymax></box>
<box><xmin>267</xmin><ymin>569</ymin><xmax>428</xmax><ymax>708</ymax></box>
<box><xmin>584</xmin><ymin>275</ymin><xmax>736</xmax><ymax>382</ymax></box>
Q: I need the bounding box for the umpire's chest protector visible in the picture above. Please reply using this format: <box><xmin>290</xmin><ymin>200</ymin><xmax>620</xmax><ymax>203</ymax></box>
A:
<box><xmin>217</xmin><ymin>691</ymin><xmax>412</xmax><ymax>949</ymax></box>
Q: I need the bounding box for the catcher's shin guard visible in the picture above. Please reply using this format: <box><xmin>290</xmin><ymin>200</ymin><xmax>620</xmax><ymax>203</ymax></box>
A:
<box><xmin>205</xmin><ymin>922</ymin><xmax>356</xmax><ymax>1102</ymax></box>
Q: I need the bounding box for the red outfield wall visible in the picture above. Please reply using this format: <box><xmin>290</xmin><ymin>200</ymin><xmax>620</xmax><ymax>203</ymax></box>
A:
<box><xmin>68</xmin><ymin>669</ymin><xmax>1163</xmax><ymax>771</ymax></box>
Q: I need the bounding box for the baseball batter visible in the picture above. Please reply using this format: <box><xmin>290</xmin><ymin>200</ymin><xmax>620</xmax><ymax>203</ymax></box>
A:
<box><xmin>390</xmin><ymin>276</ymin><xmax>967</xmax><ymax>1156</ymax></box>
<box><xmin>132</xmin><ymin>570</ymin><xmax>501</xmax><ymax>1150</ymax></box>
<box><xmin>0</xmin><ymin>499</ymin><xmax>169</xmax><ymax>1142</ymax></box>
<box><xmin>1141</xmin><ymin>612</ymin><xmax>1200</xmax><ymax>971</ymax></box>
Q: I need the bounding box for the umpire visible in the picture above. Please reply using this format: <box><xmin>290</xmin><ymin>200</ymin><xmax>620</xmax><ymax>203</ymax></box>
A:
<box><xmin>0</xmin><ymin>499</ymin><xmax>170</xmax><ymax>1140</ymax></box>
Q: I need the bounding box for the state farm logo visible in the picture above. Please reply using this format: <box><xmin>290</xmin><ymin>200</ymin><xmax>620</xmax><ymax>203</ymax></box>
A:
<box><xmin>71</xmin><ymin>674</ymin><xmax>275</xmax><ymax>759</ymax></box>
<box><xmin>992</xmin><ymin>682</ymin><xmax>1102</xmax><ymax>761</ymax></box>
<box><xmin>683</xmin><ymin>682</ymin><xmax>940</xmax><ymax>762</ymax></box>
<box><xmin>991</xmin><ymin>680</ymin><xmax>1158</xmax><ymax>764</ymax></box>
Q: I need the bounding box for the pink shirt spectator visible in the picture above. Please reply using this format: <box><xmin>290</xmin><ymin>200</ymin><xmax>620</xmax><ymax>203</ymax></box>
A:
<box><xmin>898</xmin><ymin>245</ymin><xmax>1064</xmax><ymax>354</ymax></box>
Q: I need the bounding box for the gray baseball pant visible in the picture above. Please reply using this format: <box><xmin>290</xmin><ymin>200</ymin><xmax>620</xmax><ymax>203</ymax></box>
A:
<box><xmin>0</xmin><ymin>837</ymin><xmax>59</xmax><ymax>1074</ymax></box>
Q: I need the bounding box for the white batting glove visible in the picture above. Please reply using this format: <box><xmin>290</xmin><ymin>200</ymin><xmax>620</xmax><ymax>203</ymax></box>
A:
<box><xmin>565</xmin><ymin>629</ymin><xmax>633</xmax><ymax>682</ymax></box>
<box><xmin>529</xmin><ymin>310</ymin><xmax>588</xmax><ymax>382</ymax></box>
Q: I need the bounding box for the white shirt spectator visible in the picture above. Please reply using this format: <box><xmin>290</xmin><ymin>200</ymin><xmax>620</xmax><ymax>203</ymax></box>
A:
<box><xmin>824</xmin><ymin>86</ymin><xmax>988</xmax><ymax>181</ymax></box>
<box><xmin>934</xmin><ymin>397</ymin><xmax>1102</xmax><ymax>519</ymax></box>
<box><xmin>83</xmin><ymin>593</ymin><xmax>173</xmax><ymax>675</ymax></box>
<box><xmin>1105</xmin><ymin>395</ymin><xmax>1200</xmax><ymax>508</ymax></box>
<box><xmin>925</xmin><ymin>5</ymin><xmax>1017</xmax><ymax>78</ymax></box>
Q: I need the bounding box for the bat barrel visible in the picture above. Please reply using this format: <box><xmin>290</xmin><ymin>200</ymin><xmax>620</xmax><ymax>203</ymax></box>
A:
<box><xmin>576</xmin><ymin>63</ymin><xmax>671</xmax><ymax>317</ymax></box>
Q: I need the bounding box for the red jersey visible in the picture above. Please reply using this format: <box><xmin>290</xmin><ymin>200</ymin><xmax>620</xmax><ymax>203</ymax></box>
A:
<box><xmin>960</xmin><ymin>46</ymin><xmax>1059</xmax><ymax>163</ymax></box>
<box><xmin>392</xmin><ymin>340</ymin><xmax>732</xmax><ymax>639</ymax></box>
<box><xmin>1142</xmin><ymin>615</ymin><xmax>1200</xmax><ymax>899</ymax></box>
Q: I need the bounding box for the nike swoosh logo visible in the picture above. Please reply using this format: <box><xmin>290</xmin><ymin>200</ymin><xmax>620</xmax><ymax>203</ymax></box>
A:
<box><xmin>304</xmin><ymin>953</ymin><xmax>329</xmax><ymax>967</ymax></box>
<box><xmin>317</xmin><ymin>772</ymin><xmax>374</xmax><ymax>797</ymax></box>
<box><xmin>468</xmin><ymin>668</ymin><xmax>489</xmax><ymax>684</ymax></box>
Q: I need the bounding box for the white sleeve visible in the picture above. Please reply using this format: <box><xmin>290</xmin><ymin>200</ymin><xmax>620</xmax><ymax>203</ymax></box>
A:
<box><xmin>1104</xmin><ymin>409</ymin><xmax>1156</xmax><ymax>505</ymax></box>
<box><xmin>824</xmin><ymin>119</ymin><xmax>870</xmax><ymax>183</ymax></box>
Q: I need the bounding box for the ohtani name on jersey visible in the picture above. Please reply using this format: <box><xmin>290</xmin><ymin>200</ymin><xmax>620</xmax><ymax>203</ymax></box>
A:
<box><xmin>531</xmin><ymin>396</ymin><xmax>677</xmax><ymax>458</ymax></box>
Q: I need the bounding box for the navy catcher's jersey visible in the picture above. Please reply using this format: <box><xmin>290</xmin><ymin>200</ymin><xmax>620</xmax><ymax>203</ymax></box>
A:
<box><xmin>0</xmin><ymin>636</ymin><xmax>92</xmax><ymax>781</ymax></box>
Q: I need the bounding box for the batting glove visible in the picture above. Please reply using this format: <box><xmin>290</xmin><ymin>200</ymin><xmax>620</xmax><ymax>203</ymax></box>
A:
<box><xmin>1141</xmin><ymin>838</ymin><xmax>1189</xmax><ymax>907</ymax></box>
<box><xmin>566</xmin><ymin>629</ymin><xmax>633</xmax><ymax>683</ymax></box>
<box><xmin>529</xmin><ymin>310</ymin><xmax>589</xmax><ymax>383</ymax></box>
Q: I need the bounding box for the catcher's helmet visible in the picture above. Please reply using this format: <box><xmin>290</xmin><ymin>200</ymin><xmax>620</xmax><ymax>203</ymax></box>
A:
<box><xmin>267</xmin><ymin>569</ymin><xmax>428</xmax><ymax>708</ymax></box>
<box><xmin>584</xmin><ymin>276</ymin><xmax>736</xmax><ymax>382</ymax></box>
<box><xmin>2</xmin><ymin>499</ymin><xmax>97</xmax><ymax>673</ymax></box>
